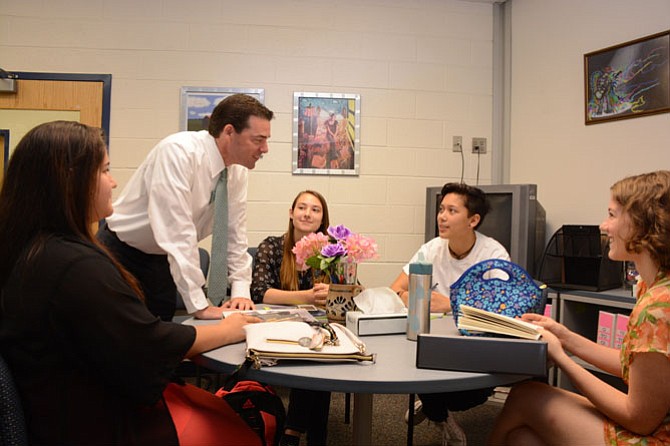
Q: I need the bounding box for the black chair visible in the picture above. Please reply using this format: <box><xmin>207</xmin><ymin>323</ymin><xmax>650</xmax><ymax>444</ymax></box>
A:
<box><xmin>0</xmin><ymin>354</ymin><xmax>28</xmax><ymax>446</ymax></box>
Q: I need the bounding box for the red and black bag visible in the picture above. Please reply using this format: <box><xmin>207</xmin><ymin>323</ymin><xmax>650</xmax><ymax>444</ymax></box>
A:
<box><xmin>215</xmin><ymin>379</ymin><xmax>286</xmax><ymax>446</ymax></box>
<box><xmin>163</xmin><ymin>382</ymin><xmax>263</xmax><ymax>445</ymax></box>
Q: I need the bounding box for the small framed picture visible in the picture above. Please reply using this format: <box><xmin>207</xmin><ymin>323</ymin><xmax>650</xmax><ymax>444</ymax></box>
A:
<box><xmin>180</xmin><ymin>87</ymin><xmax>265</xmax><ymax>131</ymax></box>
<box><xmin>584</xmin><ymin>30</ymin><xmax>670</xmax><ymax>125</ymax></box>
<box><xmin>292</xmin><ymin>92</ymin><xmax>360</xmax><ymax>176</ymax></box>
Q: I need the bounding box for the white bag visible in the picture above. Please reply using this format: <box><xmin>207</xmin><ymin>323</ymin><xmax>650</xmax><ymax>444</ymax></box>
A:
<box><xmin>244</xmin><ymin>321</ymin><xmax>376</xmax><ymax>367</ymax></box>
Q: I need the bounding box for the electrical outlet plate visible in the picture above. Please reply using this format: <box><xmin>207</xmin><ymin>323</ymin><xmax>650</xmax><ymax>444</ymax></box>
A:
<box><xmin>452</xmin><ymin>136</ymin><xmax>462</xmax><ymax>152</ymax></box>
<box><xmin>472</xmin><ymin>137</ymin><xmax>487</xmax><ymax>154</ymax></box>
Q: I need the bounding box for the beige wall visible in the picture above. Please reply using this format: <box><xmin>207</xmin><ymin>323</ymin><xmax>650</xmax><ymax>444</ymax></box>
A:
<box><xmin>1</xmin><ymin>0</ymin><xmax>496</xmax><ymax>287</ymax></box>
<box><xmin>7</xmin><ymin>1</ymin><xmax>666</xmax><ymax>287</ymax></box>
<box><xmin>508</xmin><ymin>0</ymin><xmax>670</xmax><ymax>237</ymax></box>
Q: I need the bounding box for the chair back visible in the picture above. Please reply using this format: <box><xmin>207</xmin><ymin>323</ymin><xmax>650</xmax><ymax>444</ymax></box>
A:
<box><xmin>0</xmin><ymin>354</ymin><xmax>28</xmax><ymax>446</ymax></box>
<box><xmin>198</xmin><ymin>247</ymin><xmax>211</xmax><ymax>279</ymax></box>
<box><xmin>248</xmin><ymin>246</ymin><xmax>258</xmax><ymax>271</ymax></box>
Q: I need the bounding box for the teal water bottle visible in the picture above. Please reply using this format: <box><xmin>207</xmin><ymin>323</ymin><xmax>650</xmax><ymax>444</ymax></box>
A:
<box><xmin>407</xmin><ymin>260</ymin><xmax>433</xmax><ymax>341</ymax></box>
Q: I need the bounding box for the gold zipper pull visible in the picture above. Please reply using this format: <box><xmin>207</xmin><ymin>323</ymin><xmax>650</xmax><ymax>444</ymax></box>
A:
<box><xmin>265</xmin><ymin>337</ymin><xmax>312</xmax><ymax>347</ymax></box>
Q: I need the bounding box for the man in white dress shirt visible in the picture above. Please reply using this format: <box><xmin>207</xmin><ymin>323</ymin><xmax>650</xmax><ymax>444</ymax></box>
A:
<box><xmin>98</xmin><ymin>94</ymin><xmax>273</xmax><ymax>320</ymax></box>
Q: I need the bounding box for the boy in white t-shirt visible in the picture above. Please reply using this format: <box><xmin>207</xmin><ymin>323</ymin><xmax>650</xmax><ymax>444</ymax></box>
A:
<box><xmin>390</xmin><ymin>182</ymin><xmax>510</xmax><ymax>446</ymax></box>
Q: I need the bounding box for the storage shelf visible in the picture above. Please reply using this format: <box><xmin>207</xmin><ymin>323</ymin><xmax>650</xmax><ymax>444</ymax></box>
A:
<box><xmin>554</xmin><ymin>288</ymin><xmax>633</xmax><ymax>393</ymax></box>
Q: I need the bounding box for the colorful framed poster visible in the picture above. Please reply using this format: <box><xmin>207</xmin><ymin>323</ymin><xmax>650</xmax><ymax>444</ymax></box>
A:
<box><xmin>585</xmin><ymin>30</ymin><xmax>669</xmax><ymax>125</ymax></box>
<box><xmin>292</xmin><ymin>92</ymin><xmax>360</xmax><ymax>176</ymax></box>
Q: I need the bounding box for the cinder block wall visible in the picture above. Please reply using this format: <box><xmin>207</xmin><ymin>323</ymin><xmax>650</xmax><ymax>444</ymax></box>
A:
<box><xmin>0</xmin><ymin>0</ymin><xmax>496</xmax><ymax>287</ymax></box>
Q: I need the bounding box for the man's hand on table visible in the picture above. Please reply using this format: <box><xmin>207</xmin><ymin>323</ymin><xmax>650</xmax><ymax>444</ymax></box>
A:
<box><xmin>193</xmin><ymin>298</ymin><xmax>255</xmax><ymax>319</ymax></box>
<box><xmin>222</xmin><ymin>297</ymin><xmax>255</xmax><ymax>311</ymax></box>
<box><xmin>194</xmin><ymin>305</ymin><xmax>227</xmax><ymax>320</ymax></box>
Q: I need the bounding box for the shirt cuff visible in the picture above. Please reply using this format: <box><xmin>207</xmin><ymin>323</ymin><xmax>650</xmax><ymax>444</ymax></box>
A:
<box><xmin>184</xmin><ymin>288</ymin><xmax>209</xmax><ymax>314</ymax></box>
<box><xmin>230</xmin><ymin>282</ymin><xmax>251</xmax><ymax>300</ymax></box>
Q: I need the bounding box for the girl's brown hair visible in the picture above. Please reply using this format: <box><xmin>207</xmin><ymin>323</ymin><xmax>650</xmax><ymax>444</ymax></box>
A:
<box><xmin>0</xmin><ymin>121</ymin><xmax>142</xmax><ymax>297</ymax></box>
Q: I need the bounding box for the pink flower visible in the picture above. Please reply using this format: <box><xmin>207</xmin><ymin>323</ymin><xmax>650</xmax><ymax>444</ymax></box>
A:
<box><xmin>292</xmin><ymin>232</ymin><xmax>329</xmax><ymax>270</ymax></box>
<box><xmin>342</xmin><ymin>233</ymin><xmax>378</xmax><ymax>263</ymax></box>
<box><xmin>291</xmin><ymin>225</ymin><xmax>378</xmax><ymax>282</ymax></box>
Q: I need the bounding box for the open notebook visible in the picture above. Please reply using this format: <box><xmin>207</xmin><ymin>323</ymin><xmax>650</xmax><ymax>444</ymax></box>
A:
<box><xmin>457</xmin><ymin>305</ymin><xmax>543</xmax><ymax>340</ymax></box>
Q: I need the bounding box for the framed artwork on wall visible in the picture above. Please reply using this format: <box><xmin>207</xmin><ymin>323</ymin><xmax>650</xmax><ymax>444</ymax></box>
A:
<box><xmin>292</xmin><ymin>92</ymin><xmax>360</xmax><ymax>176</ymax></box>
<box><xmin>584</xmin><ymin>30</ymin><xmax>669</xmax><ymax>125</ymax></box>
<box><xmin>180</xmin><ymin>87</ymin><xmax>265</xmax><ymax>131</ymax></box>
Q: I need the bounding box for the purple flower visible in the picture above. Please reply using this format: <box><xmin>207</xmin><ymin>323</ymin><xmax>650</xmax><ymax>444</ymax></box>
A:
<box><xmin>321</xmin><ymin>242</ymin><xmax>346</xmax><ymax>258</ymax></box>
<box><xmin>327</xmin><ymin>224</ymin><xmax>351</xmax><ymax>241</ymax></box>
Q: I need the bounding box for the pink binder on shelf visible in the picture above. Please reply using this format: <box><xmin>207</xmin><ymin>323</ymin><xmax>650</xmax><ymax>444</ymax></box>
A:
<box><xmin>596</xmin><ymin>311</ymin><xmax>615</xmax><ymax>347</ymax></box>
<box><xmin>613</xmin><ymin>314</ymin><xmax>629</xmax><ymax>349</ymax></box>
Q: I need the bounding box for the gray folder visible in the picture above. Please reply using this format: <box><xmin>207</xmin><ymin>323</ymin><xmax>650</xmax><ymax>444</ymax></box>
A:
<box><xmin>416</xmin><ymin>332</ymin><xmax>548</xmax><ymax>377</ymax></box>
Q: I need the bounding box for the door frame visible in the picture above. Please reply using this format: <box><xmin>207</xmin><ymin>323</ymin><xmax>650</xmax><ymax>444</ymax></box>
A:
<box><xmin>1</xmin><ymin>129</ymin><xmax>8</xmax><ymax>169</ymax></box>
<box><xmin>11</xmin><ymin>72</ymin><xmax>112</xmax><ymax>146</ymax></box>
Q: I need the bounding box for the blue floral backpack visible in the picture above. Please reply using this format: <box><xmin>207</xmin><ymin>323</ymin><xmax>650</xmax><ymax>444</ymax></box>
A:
<box><xmin>449</xmin><ymin>259</ymin><xmax>546</xmax><ymax>336</ymax></box>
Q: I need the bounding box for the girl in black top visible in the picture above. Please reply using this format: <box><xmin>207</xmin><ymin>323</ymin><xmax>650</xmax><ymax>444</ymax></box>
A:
<box><xmin>251</xmin><ymin>190</ymin><xmax>332</xmax><ymax>446</ymax></box>
<box><xmin>0</xmin><ymin>121</ymin><xmax>259</xmax><ymax>444</ymax></box>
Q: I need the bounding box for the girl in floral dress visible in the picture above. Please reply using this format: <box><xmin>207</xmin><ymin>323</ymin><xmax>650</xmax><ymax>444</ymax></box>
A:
<box><xmin>489</xmin><ymin>170</ymin><xmax>670</xmax><ymax>445</ymax></box>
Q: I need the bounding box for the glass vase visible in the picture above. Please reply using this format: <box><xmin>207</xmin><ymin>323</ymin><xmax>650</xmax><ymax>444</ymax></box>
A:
<box><xmin>311</xmin><ymin>268</ymin><xmax>331</xmax><ymax>284</ymax></box>
<box><xmin>331</xmin><ymin>262</ymin><xmax>358</xmax><ymax>285</ymax></box>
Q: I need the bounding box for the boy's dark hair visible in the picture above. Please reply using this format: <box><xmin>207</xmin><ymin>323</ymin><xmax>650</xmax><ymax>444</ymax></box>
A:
<box><xmin>208</xmin><ymin>93</ymin><xmax>274</xmax><ymax>137</ymax></box>
<box><xmin>440</xmin><ymin>182</ymin><xmax>491</xmax><ymax>229</ymax></box>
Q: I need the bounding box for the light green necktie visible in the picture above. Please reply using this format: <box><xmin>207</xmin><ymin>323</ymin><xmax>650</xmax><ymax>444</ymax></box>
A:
<box><xmin>208</xmin><ymin>169</ymin><xmax>228</xmax><ymax>306</ymax></box>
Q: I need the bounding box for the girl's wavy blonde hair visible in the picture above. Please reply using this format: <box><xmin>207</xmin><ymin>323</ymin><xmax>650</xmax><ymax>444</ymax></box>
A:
<box><xmin>610</xmin><ymin>170</ymin><xmax>670</xmax><ymax>270</ymax></box>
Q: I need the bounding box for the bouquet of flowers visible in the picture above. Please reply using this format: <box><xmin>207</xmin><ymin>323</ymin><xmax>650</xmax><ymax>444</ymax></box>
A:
<box><xmin>292</xmin><ymin>224</ymin><xmax>378</xmax><ymax>284</ymax></box>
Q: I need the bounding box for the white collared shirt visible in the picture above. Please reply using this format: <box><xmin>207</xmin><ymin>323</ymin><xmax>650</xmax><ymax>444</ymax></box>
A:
<box><xmin>107</xmin><ymin>130</ymin><xmax>252</xmax><ymax>314</ymax></box>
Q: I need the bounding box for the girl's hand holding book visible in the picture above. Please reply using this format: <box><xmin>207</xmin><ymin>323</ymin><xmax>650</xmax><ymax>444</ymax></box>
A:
<box><xmin>521</xmin><ymin>313</ymin><xmax>572</xmax><ymax>344</ymax></box>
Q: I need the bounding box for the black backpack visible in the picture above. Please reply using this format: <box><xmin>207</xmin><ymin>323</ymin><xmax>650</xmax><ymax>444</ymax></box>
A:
<box><xmin>215</xmin><ymin>379</ymin><xmax>286</xmax><ymax>446</ymax></box>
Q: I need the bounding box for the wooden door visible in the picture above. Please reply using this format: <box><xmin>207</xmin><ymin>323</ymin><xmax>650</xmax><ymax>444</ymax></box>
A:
<box><xmin>0</xmin><ymin>72</ymin><xmax>111</xmax><ymax>185</ymax></box>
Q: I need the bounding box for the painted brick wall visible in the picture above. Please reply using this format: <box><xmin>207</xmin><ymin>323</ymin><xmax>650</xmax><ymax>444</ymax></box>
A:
<box><xmin>0</xmin><ymin>0</ymin><xmax>495</xmax><ymax>287</ymax></box>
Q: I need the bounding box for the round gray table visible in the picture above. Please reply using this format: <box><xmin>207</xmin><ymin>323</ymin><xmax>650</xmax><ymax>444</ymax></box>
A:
<box><xmin>185</xmin><ymin>317</ymin><xmax>531</xmax><ymax>445</ymax></box>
